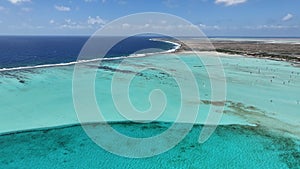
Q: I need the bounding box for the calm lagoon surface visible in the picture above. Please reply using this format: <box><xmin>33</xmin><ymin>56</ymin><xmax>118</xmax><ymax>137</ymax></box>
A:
<box><xmin>0</xmin><ymin>37</ymin><xmax>299</xmax><ymax>168</ymax></box>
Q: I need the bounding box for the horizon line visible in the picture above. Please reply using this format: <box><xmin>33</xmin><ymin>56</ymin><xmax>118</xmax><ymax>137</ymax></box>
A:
<box><xmin>0</xmin><ymin>35</ymin><xmax>300</xmax><ymax>38</ymax></box>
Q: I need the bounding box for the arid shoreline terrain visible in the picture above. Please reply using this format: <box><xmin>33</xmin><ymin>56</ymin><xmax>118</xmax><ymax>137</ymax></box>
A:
<box><xmin>167</xmin><ymin>38</ymin><xmax>300</xmax><ymax>65</ymax></box>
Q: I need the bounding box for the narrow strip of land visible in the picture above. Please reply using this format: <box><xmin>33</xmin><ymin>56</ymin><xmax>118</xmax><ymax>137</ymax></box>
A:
<box><xmin>169</xmin><ymin>38</ymin><xmax>300</xmax><ymax>64</ymax></box>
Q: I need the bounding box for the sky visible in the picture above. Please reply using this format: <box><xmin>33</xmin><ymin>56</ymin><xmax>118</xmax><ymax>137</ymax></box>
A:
<box><xmin>0</xmin><ymin>0</ymin><xmax>299</xmax><ymax>36</ymax></box>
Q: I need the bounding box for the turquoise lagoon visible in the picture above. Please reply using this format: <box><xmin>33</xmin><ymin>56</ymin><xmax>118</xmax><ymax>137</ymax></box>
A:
<box><xmin>0</xmin><ymin>52</ymin><xmax>299</xmax><ymax>168</ymax></box>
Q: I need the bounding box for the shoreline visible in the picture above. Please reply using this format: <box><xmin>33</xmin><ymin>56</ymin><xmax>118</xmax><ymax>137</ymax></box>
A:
<box><xmin>162</xmin><ymin>38</ymin><xmax>300</xmax><ymax>65</ymax></box>
<box><xmin>1</xmin><ymin>38</ymin><xmax>299</xmax><ymax>72</ymax></box>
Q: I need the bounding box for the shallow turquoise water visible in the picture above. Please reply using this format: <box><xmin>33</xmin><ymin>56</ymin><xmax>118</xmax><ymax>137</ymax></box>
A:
<box><xmin>0</xmin><ymin>122</ymin><xmax>299</xmax><ymax>168</ymax></box>
<box><xmin>0</xmin><ymin>53</ymin><xmax>299</xmax><ymax>133</ymax></box>
<box><xmin>0</xmin><ymin>53</ymin><xmax>299</xmax><ymax>168</ymax></box>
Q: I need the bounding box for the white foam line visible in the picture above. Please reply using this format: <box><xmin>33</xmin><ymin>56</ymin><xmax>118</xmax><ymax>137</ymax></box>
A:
<box><xmin>0</xmin><ymin>57</ymin><xmax>127</xmax><ymax>72</ymax></box>
<box><xmin>0</xmin><ymin>38</ymin><xmax>182</xmax><ymax>72</ymax></box>
<box><xmin>149</xmin><ymin>38</ymin><xmax>182</xmax><ymax>53</ymax></box>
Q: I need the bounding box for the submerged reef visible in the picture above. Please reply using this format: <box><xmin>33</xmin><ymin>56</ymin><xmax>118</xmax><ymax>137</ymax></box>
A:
<box><xmin>0</xmin><ymin>122</ymin><xmax>299</xmax><ymax>168</ymax></box>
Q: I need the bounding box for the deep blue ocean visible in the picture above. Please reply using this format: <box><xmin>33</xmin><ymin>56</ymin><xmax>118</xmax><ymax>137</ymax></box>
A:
<box><xmin>0</xmin><ymin>36</ymin><xmax>175</xmax><ymax>69</ymax></box>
